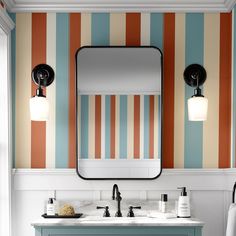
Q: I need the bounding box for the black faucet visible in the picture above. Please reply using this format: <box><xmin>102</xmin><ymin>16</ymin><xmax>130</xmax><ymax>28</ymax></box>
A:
<box><xmin>112</xmin><ymin>184</ymin><xmax>122</xmax><ymax>217</ymax></box>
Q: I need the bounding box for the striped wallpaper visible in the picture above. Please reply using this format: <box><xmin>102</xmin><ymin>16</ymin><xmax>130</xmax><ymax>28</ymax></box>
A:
<box><xmin>11</xmin><ymin>10</ymin><xmax>236</xmax><ymax>168</ymax></box>
<box><xmin>78</xmin><ymin>95</ymin><xmax>161</xmax><ymax>160</ymax></box>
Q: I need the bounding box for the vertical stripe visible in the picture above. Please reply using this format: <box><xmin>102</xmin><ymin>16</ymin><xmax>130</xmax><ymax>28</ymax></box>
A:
<box><xmin>150</xmin><ymin>13</ymin><xmax>163</xmax><ymax>51</ymax></box>
<box><xmin>105</xmin><ymin>95</ymin><xmax>111</xmax><ymax>159</ymax></box>
<box><xmin>149</xmin><ymin>95</ymin><xmax>154</xmax><ymax>159</ymax></box>
<box><xmin>158</xmin><ymin>96</ymin><xmax>161</xmax><ymax>159</ymax></box>
<box><xmin>110</xmin><ymin>95</ymin><xmax>116</xmax><ymax>159</ymax></box>
<box><xmin>95</xmin><ymin>95</ymin><xmax>101</xmax><ymax>159</ymax></box>
<box><xmin>115</xmin><ymin>96</ymin><xmax>120</xmax><ymax>159</ymax></box>
<box><xmin>31</xmin><ymin>13</ymin><xmax>46</xmax><ymax>168</ymax></box>
<box><xmin>154</xmin><ymin>95</ymin><xmax>159</xmax><ymax>159</ymax></box>
<box><xmin>203</xmin><ymin>13</ymin><xmax>220</xmax><ymax>168</ymax></box>
<box><xmin>126</xmin><ymin>13</ymin><xmax>141</xmax><ymax>46</ymax></box>
<box><xmin>127</xmin><ymin>95</ymin><xmax>134</xmax><ymax>159</ymax></box>
<box><xmin>81</xmin><ymin>13</ymin><xmax>91</xmax><ymax>46</ymax></box>
<box><xmin>69</xmin><ymin>13</ymin><xmax>81</xmax><ymax>168</ymax></box>
<box><xmin>110</xmin><ymin>13</ymin><xmax>126</xmax><ymax>45</ymax></box>
<box><xmin>174</xmin><ymin>13</ymin><xmax>185</xmax><ymax>168</ymax></box>
<box><xmin>15</xmin><ymin>13</ymin><xmax>31</xmax><ymax>168</ymax></box>
<box><xmin>144</xmin><ymin>95</ymin><xmax>150</xmax><ymax>159</ymax></box>
<box><xmin>141</xmin><ymin>13</ymin><xmax>150</xmax><ymax>45</ymax></box>
<box><xmin>233</xmin><ymin>8</ymin><xmax>236</xmax><ymax>167</ymax></box>
<box><xmin>88</xmin><ymin>95</ymin><xmax>95</xmax><ymax>159</ymax></box>
<box><xmin>163</xmin><ymin>13</ymin><xmax>175</xmax><ymax>168</ymax></box>
<box><xmin>80</xmin><ymin>95</ymin><xmax>88</xmax><ymax>159</ymax></box>
<box><xmin>56</xmin><ymin>13</ymin><xmax>69</xmax><ymax>167</ymax></box>
<box><xmin>134</xmin><ymin>95</ymin><xmax>140</xmax><ymax>159</ymax></box>
<box><xmin>120</xmin><ymin>95</ymin><xmax>127</xmax><ymax>159</ymax></box>
<box><xmin>140</xmin><ymin>95</ymin><xmax>144</xmax><ymax>159</ymax></box>
<box><xmin>91</xmin><ymin>13</ymin><xmax>110</xmax><ymax>45</ymax></box>
<box><xmin>101</xmin><ymin>95</ymin><xmax>106</xmax><ymax>159</ymax></box>
<box><xmin>219</xmin><ymin>13</ymin><xmax>232</xmax><ymax>168</ymax></box>
<box><xmin>10</xmin><ymin>13</ymin><xmax>16</xmax><ymax>168</ymax></box>
<box><xmin>46</xmin><ymin>13</ymin><xmax>56</xmax><ymax>168</ymax></box>
<box><xmin>77</xmin><ymin>95</ymin><xmax>81</xmax><ymax>160</ymax></box>
<box><xmin>185</xmin><ymin>13</ymin><xmax>204</xmax><ymax>168</ymax></box>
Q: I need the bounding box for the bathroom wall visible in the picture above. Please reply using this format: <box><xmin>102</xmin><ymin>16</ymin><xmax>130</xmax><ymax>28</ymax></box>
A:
<box><xmin>12</xmin><ymin>10</ymin><xmax>236</xmax><ymax>169</ymax></box>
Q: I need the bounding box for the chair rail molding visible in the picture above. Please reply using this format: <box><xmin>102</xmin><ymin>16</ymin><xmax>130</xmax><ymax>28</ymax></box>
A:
<box><xmin>4</xmin><ymin>0</ymin><xmax>236</xmax><ymax>12</ymax></box>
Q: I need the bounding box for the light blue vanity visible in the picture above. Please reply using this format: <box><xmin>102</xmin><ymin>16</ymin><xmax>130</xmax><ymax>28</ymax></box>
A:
<box><xmin>32</xmin><ymin>217</ymin><xmax>203</xmax><ymax>236</ymax></box>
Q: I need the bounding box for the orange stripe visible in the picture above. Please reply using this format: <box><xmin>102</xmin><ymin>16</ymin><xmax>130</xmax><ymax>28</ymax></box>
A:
<box><xmin>110</xmin><ymin>95</ymin><xmax>116</xmax><ymax>159</ymax></box>
<box><xmin>95</xmin><ymin>95</ymin><xmax>101</xmax><ymax>159</ymax></box>
<box><xmin>134</xmin><ymin>95</ymin><xmax>140</xmax><ymax>159</ymax></box>
<box><xmin>31</xmin><ymin>13</ymin><xmax>47</xmax><ymax>168</ymax></box>
<box><xmin>163</xmin><ymin>13</ymin><xmax>175</xmax><ymax>168</ymax></box>
<box><xmin>149</xmin><ymin>95</ymin><xmax>154</xmax><ymax>159</ymax></box>
<box><xmin>126</xmin><ymin>13</ymin><xmax>141</xmax><ymax>46</ymax></box>
<box><xmin>69</xmin><ymin>13</ymin><xmax>81</xmax><ymax>168</ymax></box>
<box><xmin>219</xmin><ymin>13</ymin><xmax>232</xmax><ymax>168</ymax></box>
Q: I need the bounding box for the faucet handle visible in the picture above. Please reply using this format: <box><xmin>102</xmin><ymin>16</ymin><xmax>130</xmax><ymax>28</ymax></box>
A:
<box><xmin>127</xmin><ymin>206</ymin><xmax>141</xmax><ymax>217</ymax></box>
<box><xmin>96</xmin><ymin>206</ymin><xmax>110</xmax><ymax>217</ymax></box>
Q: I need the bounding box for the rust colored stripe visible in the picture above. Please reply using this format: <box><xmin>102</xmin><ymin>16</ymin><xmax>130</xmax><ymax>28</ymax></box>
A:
<box><xmin>31</xmin><ymin>13</ymin><xmax>47</xmax><ymax>168</ymax></box>
<box><xmin>149</xmin><ymin>95</ymin><xmax>154</xmax><ymax>159</ymax></box>
<box><xmin>95</xmin><ymin>95</ymin><xmax>101</xmax><ymax>159</ymax></box>
<box><xmin>134</xmin><ymin>95</ymin><xmax>140</xmax><ymax>159</ymax></box>
<box><xmin>126</xmin><ymin>13</ymin><xmax>141</xmax><ymax>46</ymax></box>
<box><xmin>163</xmin><ymin>13</ymin><xmax>175</xmax><ymax>168</ymax></box>
<box><xmin>69</xmin><ymin>13</ymin><xmax>81</xmax><ymax>168</ymax></box>
<box><xmin>219</xmin><ymin>13</ymin><xmax>232</xmax><ymax>168</ymax></box>
<box><xmin>110</xmin><ymin>95</ymin><xmax>116</xmax><ymax>159</ymax></box>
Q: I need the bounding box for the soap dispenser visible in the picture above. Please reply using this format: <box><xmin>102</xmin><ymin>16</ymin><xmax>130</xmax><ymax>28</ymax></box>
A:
<box><xmin>177</xmin><ymin>187</ymin><xmax>191</xmax><ymax>218</ymax></box>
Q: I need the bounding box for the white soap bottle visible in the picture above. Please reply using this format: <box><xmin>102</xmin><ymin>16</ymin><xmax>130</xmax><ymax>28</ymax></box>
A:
<box><xmin>177</xmin><ymin>187</ymin><xmax>191</xmax><ymax>218</ymax></box>
<box><xmin>46</xmin><ymin>198</ymin><xmax>55</xmax><ymax>216</ymax></box>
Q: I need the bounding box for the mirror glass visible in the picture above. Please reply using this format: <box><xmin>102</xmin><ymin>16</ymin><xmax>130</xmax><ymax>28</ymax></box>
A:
<box><xmin>76</xmin><ymin>46</ymin><xmax>162</xmax><ymax>179</ymax></box>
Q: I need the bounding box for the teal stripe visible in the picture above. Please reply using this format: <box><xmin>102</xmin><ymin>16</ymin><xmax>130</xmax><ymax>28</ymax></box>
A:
<box><xmin>184</xmin><ymin>13</ymin><xmax>204</xmax><ymax>168</ymax></box>
<box><xmin>158</xmin><ymin>95</ymin><xmax>161</xmax><ymax>159</ymax></box>
<box><xmin>10</xmin><ymin>13</ymin><xmax>16</xmax><ymax>168</ymax></box>
<box><xmin>120</xmin><ymin>95</ymin><xmax>127</xmax><ymax>159</ymax></box>
<box><xmin>144</xmin><ymin>95</ymin><xmax>150</xmax><ymax>159</ymax></box>
<box><xmin>105</xmin><ymin>95</ymin><xmax>111</xmax><ymax>159</ymax></box>
<box><xmin>80</xmin><ymin>95</ymin><xmax>89</xmax><ymax>159</ymax></box>
<box><xmin>91</xmin><ymin>13</ymin><xmax>110</xmax><ymax>45</ymax></box>
<box><xmin>232</xmin><ymin>7</ymin><xmax>236</xmax><ymax>167</ymax></box>
<box><xmin>150</xmin><ymin>13</ymin><xmax>163</xmax><ymax>51</ymax></box>
<box><xmin>56</xmin><ymin>13</ymin><xmax>69</xmax><ymax>168</ymax></box>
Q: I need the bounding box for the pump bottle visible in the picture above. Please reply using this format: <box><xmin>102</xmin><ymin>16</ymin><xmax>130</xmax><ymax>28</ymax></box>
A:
<box><xmin>177</xmin><ymin>187</ymin><xmax>191</xmax><ymax>218</ymax></box>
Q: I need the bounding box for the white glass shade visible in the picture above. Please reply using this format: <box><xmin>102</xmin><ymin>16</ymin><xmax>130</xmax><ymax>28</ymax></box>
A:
<box><xmin>188</xmin><ymin>96</ymin><xmax>208</xmax><ymax>121</ymax></box>
<box><xmin>29</xmin><ymin>96</ymin><xmax>49</xmax><ymax>121</ymax></box>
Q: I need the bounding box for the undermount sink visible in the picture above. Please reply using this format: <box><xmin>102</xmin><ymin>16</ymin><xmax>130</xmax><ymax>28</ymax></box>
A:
<box><xmin>80</xmin><ymin>216</ymin><xmax>148</xmax><ymax>223</ymax></box>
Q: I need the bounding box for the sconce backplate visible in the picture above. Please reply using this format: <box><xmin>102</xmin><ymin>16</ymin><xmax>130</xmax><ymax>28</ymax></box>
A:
<box><xmin>184</xmin><ymin>64</ymin><xmax>206</xmax><ymax>88</ymax></box>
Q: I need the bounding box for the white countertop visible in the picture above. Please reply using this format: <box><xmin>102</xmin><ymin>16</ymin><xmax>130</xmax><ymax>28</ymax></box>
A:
<box><xmin>31</xmin><ymin>216</ymin><xmax>204</xmax><ymax>227</ymax></box>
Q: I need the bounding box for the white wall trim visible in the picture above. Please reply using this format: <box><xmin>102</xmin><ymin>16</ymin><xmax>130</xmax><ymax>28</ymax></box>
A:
<box><xmin>0</xmin><ymin>9</ymin><xmax>14</xmax><ymax>33</ymax></box>
<box><xmin>4</xmin><ymin>0</ymin><xmax>236</xmax><ymax>13</ymax></box>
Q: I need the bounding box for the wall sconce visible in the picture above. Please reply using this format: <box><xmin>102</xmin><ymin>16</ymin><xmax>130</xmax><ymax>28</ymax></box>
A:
<box><xmin>29</xmin><ymin>64</ymin><xmax>55</xmax><ymax>121</ymax></box>
<box><xmin>184</xmin><ymin>64</ymin><xmax>208</xmax><ymax>121</ymax></box>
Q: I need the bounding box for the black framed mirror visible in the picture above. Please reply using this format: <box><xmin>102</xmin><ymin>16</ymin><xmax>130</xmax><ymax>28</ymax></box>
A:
<box><xmin>76</xmin><ymin>46</ymin><xmax>163</xmax><ymax>180</ymax></box>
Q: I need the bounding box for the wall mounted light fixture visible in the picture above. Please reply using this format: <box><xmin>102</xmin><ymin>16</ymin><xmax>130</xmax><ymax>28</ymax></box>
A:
<box><xmin>29</xmin><ymin>64</ymin><xmax>55</xmax><ymax>121</ymax></box>
<box><xmin>184</xmin><ymin>64</ymin><xmax>208</xmax><ymax>121</ymax></box>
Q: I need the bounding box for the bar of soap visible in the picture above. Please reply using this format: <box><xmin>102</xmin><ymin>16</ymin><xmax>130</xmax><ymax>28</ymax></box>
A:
<box><xmin>59</xmin><ymin>204</ymin><xmax>75</xmax><ymax>216</ymax></box>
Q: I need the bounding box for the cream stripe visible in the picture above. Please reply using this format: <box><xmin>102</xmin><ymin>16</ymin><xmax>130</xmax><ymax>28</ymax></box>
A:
<box><xmin>46</xmin><ymin>13</ymin><xmax>56</xmax><ymax>168</ymax></box>
<box><xmin>77</xmin><ymin>96</ymin><xmax>81</xmax><ymax>159</ymax></box>
<box><xmin>115</xmin><ymin>96</ymin><xmax>120</xmax><ymax>159</ymax></box>
<box><xmin>81</xmin><ymin>13</ymin><xmax>91</xmax><ymax>47</ymax></box>
<box><xmin>203</xmin><ymin>13</ymin><xmax>220</xmax><ymax>168</ymax></box>
<box><xmin>101</xmin><ymin>95</ymin><xmax>106</xmax><ymax>159</ymax></box>
<box><xmin>127</xmin><ymin>95</ymin><xmax>134</xmax><ymax>159</ymax></box>
<box><xmin>110</xmin><ymin>13</ymin><xmax>126</xmax><ymax>45</ymax></box>
<box><xmin>88</xmin><ymin>95</ymin><xmax>95</xmax><ymax>159</ymax></box>
<box><xmin>154</xmin><ymin>95</ymin><xmax>159</xmax><ymax>159</ymax></box>
<box><xmin>139</xmin><ymin>95</ymin><xmax>144</xmax><ymax>159</ymax></box>
<box><xmin>174</xmin><ymin>14</ymin><xmax>185</xmax><ymax>168</ymax></box>
<box><xmin>15</xmin><ymin>13</ymin><xmax>32</xmax><ymax>168</ymax></box>
<box><xmin>141</xmin><ymin>13</ymin><xmax>150</xmax><ymax>46</ymax></box>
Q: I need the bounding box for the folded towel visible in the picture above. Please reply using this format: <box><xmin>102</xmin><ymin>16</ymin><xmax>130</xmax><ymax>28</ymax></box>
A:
<box><xmin>226</xmin><ymin>204</ymin><xmax>236</xmax><ymax>236</ymax></box>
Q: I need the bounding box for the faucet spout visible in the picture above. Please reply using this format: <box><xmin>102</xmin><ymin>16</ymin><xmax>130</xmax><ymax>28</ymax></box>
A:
<box><xmin>112</xmin><ymin>184</ymin><xmax>122</xmax><ymax>217</ymax></box>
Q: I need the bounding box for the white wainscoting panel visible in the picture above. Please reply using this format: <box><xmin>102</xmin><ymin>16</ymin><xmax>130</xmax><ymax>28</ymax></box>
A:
<box><xmin>12</xmin><ymin>168</ymin><xmax>236</xmax><ymax>236</ymax></box>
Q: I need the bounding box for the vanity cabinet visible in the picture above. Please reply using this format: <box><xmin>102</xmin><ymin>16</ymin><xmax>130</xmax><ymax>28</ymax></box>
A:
<box><xmin>34</xmin><ymin>226</ymin><xmax>202</xmax><ymax>236</ymax></box>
